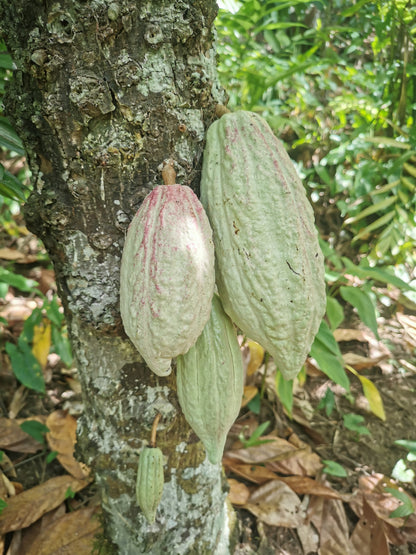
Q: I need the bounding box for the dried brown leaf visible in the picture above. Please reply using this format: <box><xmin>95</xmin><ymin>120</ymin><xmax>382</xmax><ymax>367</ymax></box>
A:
<box><xmin>0</xmin><ymin>475</ymin><xmax>90</xmax><ymax>534</ymax></box>
<box><xmin>0</xmin><ymin>473</ymin><xmax>9</xmax><ymax>499</ymax></box>
<box><xmin>397</xmin><ymin>313</ymin><xmax>416</xmax><ymax>347</ymax></box>
<box><xmin>46</xmin><ymin>410</ymin><xmax>90</xmax><ymax>480</ymax></box>
<box><xmin>226</xmin><ymin>435</ymin><xmax>322</xmax><ymax>476</ymax></box>
<box><xmin>333</xmin><ymin>329</ymin><xmax>367</xmax><ymax>342</ymax></box>
<box><xmin>0</xmin><ymin>451</ymin><xmax>16</xmax><ymax>479</ymax></box>
<box><xmin>18</xmin><ymin>504</ymin><xmax>66</xmax><ymax>552</ymax></box>
<box><xmin>222</xmin><ymin>459</ymin><xmax>278</xmax><ymax>485</ymax></box>
<box><xmin>0</xmin><ymin>416</ymin><xmax>46</xmax><ymax>453</ymax></box>
<box><xmin>296</xmin><ymin>523</ymin><xmax>319</xmax><ymax>554</ymax></box>
<box><xmin>5</xmin><ymin>528</ymin><xmax>22</xmax><ymax>555</ymax></box>
<box><xmin>350</xmin><ymin>498</ymin><xmax>389</xmax><ymax>555</ymax></box>
<box><xmin>0</xmin><ymin>248</ymin><xmax>26</xmax><ymax>261</ymax></box>
<box><xmin>275</xmin><ymin>475</ymin><xmax>342</xmax><ymax>500</ymax></box>
<box><xmin>0</xmin><ymin>298</ymin><xmax>38</xmax><ymax>325</ymax></box>
<box><xmin>244</xmin><ymin>480</ymin><xmax>304</xmax><ymax>527</ymax></box>
<box><xmin>342</xmin><ymin>352</ymin><xmax>386</xmax><ymax>369</ymax></box>
<box><xmin>309</xmin><ymin>496</ymin><xmax>352</xmax><ymax>555</ymax></box>
<box><xmin>8</xmin><ymin>385</ymin><xmax>29</xmax><ymax>419</ymax></box>
<box><xmin>350</xmin><ymin>474</ymin><xmax>416</xmax><ymax>528</ymax></box>
<box><xmin>23</xmin><ymin>504</ymin><xmax>101</xmax><ymax>555</ymax></box>
<box><xmin>227</xmin><ymin>479</ymin><xmax>251</xmax><ymax>505</ymax></box>
<box><xmin>348</xmin><ymin>473</ymin><xmax>416</xmax><ymax>546</ymax></box>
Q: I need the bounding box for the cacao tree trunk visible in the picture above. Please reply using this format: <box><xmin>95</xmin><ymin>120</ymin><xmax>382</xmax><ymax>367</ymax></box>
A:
<box><xmin>0</xmin><ymin>1</ymin><xmax>231</xmax><ymax>552</ymax></box>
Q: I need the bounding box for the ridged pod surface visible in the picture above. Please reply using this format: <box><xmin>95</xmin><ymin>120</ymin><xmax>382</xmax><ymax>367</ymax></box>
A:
<box><xmin>120</xmin><ymin>184</ymin><xmax>215</xmax><ymax>376</ymax></box>
<box><xmin>200</xmin><ymin>111</ymin><xmax>326</xmax><ymax>380</ymax></box>
<box><xmin>136</xmin><ymin>446</ymin><xmax>164</xmax><ymax>523</ymax></box>
<box><xmin>176</xmin><ymin>294</ymin><xmax>244</xmax><ymax>464</ymax></box>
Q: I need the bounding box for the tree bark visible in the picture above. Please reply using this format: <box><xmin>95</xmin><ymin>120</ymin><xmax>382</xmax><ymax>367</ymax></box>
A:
<box><xmin>0</xmin><ymin>1</ymin><xmax>231</xmax><ymax>552</ymax></box>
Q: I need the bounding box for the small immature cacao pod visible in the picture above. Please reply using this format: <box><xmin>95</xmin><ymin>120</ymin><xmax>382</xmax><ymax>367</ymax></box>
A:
<box><xmin>120</xmin><ymin>174</ymin><xmax>215</xmax><ymax>376</ymax></box>
<box><xmin>176</xmin><ymin>294</ymin><xmax>244</xmax><ymax>464</ymax></box>
<box><xmin>136</xmin><ymin>446</ymin><xmax>164</xmax><ymax>523</ymax></box>
<box><xmin>200</xmin><ymin>111</ymin><xmax>326</xmax><ymax>380</ymax></box>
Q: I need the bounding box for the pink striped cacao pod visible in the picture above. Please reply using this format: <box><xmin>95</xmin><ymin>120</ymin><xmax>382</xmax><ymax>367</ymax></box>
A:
<box><xmin>200</xmin><ymin>111</ymin><xmax>326</xmax><ymax>380</ymax></box>
<box><xmin>120</xmin><ymin>163</ymin><xmax>215</xmax><ymax>376</ymax></box>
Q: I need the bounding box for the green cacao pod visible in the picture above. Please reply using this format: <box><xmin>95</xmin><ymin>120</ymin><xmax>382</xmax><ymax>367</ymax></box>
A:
<box><xmin>200</xmin><ymin>111</ymin><xmax>326</xmax><ymax>380</ymax></box>
<box><xmin>120</xmin><ymin>182</ymin><xmax>215</xmax><ymax>376</ymax></box>
<box><xmin>136</xmin><ymin>446</ymin><xmax>164</xmax><ymax>523</ymax></box>
<box><xmin>176</xmin><ymin>294</ymin><xmax>244</xmax><ymax>464</ymax></box>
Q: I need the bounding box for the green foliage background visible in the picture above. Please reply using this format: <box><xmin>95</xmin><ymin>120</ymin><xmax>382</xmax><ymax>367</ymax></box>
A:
<box><xmin>216</xmin><ymin>0</ymin><xmax>416</xmax><ymax>265</ymax></box>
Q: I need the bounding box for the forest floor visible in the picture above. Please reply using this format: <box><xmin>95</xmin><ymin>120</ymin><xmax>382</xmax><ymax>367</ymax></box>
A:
<box><xmin>0</xmin><ymin>225</ymin><xmax>416</xmax><ymax>555</ymax></box>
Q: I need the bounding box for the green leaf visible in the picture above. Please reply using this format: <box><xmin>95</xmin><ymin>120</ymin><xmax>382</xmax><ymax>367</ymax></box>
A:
<box><xmin>239</xmin><ymin>421</ymin><xmax>274</xmax><ymax>448</ymax></box>
<box><xmin>326</xmin><ymin>296</ymin><xmax>345</xmax><ymax>330</ymax></box>
<box><xmin>318</xmin><ymin>387</ymin><xmax>335</xmax><ymax>417</ymax></box>
<box><xmin>45</xmin><ymin>296</ymin><xmax>64</xmax><ymax>327</ymax></box>
<box><xmin>21</xmin><ymin>308</ymin><xmax>43</xmax><ymax>344</ymax></box>
<box><xmin>0</xmin><ymin>166</ymin><xmax>28</xmax><ymax>202</ymax></box>
<box><xmin>385</xmin><ymin>487</ymin><xmax>415</xmax><ymax>519</ymax></box>
<box><xmin>313</xmin><ymin>319</ymin><xmax>343</xmax><ymax>358</ymax></box>
<box><xmin>20</xmin><ymin>420</ymin><xmax>49</xmax><ymax>444</ymax></box>
<box><xmin>363</xmin><ymin>267</ymin><xmax>414</xmax><ymax>292</ymax></box>
<box><xmin>345</xmin><ymin>195</ymin><xmax>397</xmax><ymax>225</ymax></box>
<box><xmin>46</xmin><ymin>450</ymin><xmax>59</xmax><ymax>464</ymax></box>
<box><xmin>339</xmin><ymin>286</ymin><xmax>379</xmax><ymax>338</ymax></box>
<box><xmin>0</xmin><ymin>52</ymin><xmax>13</xmax><ymax>70</ymax></box>
<box><xmin>395</xmin><ymin>440</ymin><xmax>416</xmax><ymax>454</ymax></box>
<box><xmin>0</xmin><ymin>498</ymin><xmax>7</xmax><ymax>515</ymax></box>
<box><xmin>369</xmin><ymin>180</ymin><xmax>400</xmax><ymax>196</ymax></box>
<box><xmin>275</xmin><ymin>371</ymin><xmax>293</xmax><ymax>418</ymax></box>
<box><xmin>322</xmin><ymin>460</ymin><xmax>347</xmax><ymax>477</ymax></box>
<box><xmin>0</xmin><ymin>284</ymin><xmax>9</xmax><ymax>299</ymax></box>
<box><xmin>65</xmin><ymin>487</ymin><xmax>76</xmax><ymax>499</ymax></box>
<box><xmin>51</xmin><ymin>325</ymin><xmax>73</xmax><ymax>367</ymax></box>
<box><xmin>311</xmin><ymin>341</ymin><xmax>350</xmax><ymax>390</ymax></box>
<box><xmin>5</xmin><ymin>338</ymin><xmax>45</xmax><ymax>393</ymax></box>
<box><xmin>352</xmin><ymin>210</ymin><xmax>396</xmax><ymax>242</ymax></box>
<box><xmin>247</xmin><ymin>393</ymin><xmax>261</xmax><ymax>415</ymax></box>
<box><xmin>343</xmin><ymin>413</ymin><xmax>370</xmax><ymax>436</ymax></box>
<box><xmin>319</xmin><ymin>238</ymin><xmax>343</xmax><ymax>270</ymax></box>
<box><xmin>310</xmin><ymin>321</ymin><xmax>350</xmax><ymax>391</ymax></box>
<box><xmin>0</xmin><ymin>267</ymin><xmax>38</xmax><ymax>293</ymax></box>
<box><xmin>363</xmin><ymin>136</ymin><xmax>410</xmax><ymax>150</ymax></box>
<box><xmin>0</xmin><ymin>116</ymin><xmax>25</xmax><ymax>155</ymax></box>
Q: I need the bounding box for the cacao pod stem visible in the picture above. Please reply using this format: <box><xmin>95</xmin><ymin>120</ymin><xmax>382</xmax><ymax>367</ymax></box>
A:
<box><xmin>161</xmin><ymin>158</ymin><xmax>176</xmax><ymax>185</ymax></box>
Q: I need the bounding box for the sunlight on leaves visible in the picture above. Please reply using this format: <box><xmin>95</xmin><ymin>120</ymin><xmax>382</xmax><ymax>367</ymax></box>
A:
<box><xmin>32</xmin><ymin>320</ymin><xmax>51</xmax><ymax>369</ymax></box>
<box><xmin>391</xmin><ymin>459</ymin><xmax>415</xmax><ymax>484</ymax></box>
<box><xmin>346</xmin><ymin>364</ymin><xmax>386</xmax><ymax>420</ymax></box>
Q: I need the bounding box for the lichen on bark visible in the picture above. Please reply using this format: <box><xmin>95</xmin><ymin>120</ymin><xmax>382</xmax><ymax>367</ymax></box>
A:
<box><xmin>0</xmin><ymin>0</ymin><xmax>231</xmax><ymax>552</ymax></box>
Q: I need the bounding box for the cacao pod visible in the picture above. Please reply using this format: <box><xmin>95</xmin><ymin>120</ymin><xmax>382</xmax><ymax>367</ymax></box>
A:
<box><xmin>176</xmin><ymin>294</ymin><xmax>244</xmax><ymax>464</ymax></box>
<box><xmin>200</xmin><ymin>111</ymin><xmax>326</xmax><ymax>380</ymax></box>
<box><xmin>136</xmin><ymin>446</ymin><xmax>164</xmax><ymax>523</ymax></box>
<box><xmin>120</xmin><ymin>180</ymin><xmax>215</xmax><ymax>376</ymax></box>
